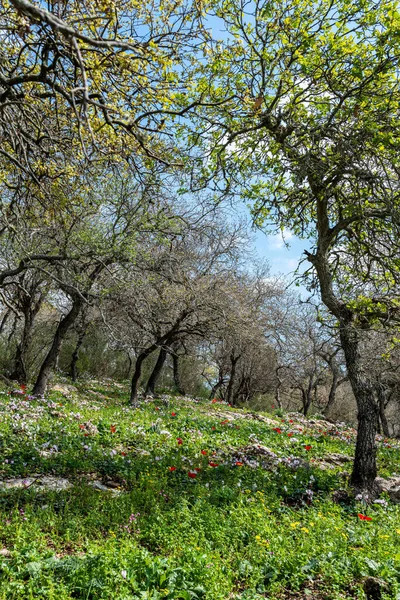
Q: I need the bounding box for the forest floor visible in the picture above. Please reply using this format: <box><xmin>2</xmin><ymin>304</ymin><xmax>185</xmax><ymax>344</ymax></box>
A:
<box><xmin>0</xmin><ymin>380</ymin><xmax>399</xmax><ymax>599</ymax></box>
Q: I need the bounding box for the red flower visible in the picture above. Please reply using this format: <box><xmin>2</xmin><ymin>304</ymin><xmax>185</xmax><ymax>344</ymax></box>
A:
<box><xmin>212</xmin><ymin>426</ymin><xmax>216</xmax><ymax>430</ymax></box>
<box><xmin>273</xmin><ymin>428</ymin><xmax>282</xmax><ymax>434</ymax></box>
<box><xmin>188</xmin><ymin>471</ymin><xmax>197</xmax><ymax>478</ymax></box>
<box><xmin>304</xmin><ymin>445</ymin><xmax>312</xmax><ymax>451</ymax></box>
<box><xmin>209</xmin><ymin>462</ymin><xmax>219</xmax><ymax>468</ymax></box>
<box><xmin>20</xmin><ymin>384</ymin><xmax>27</xmax><ymax>392</ymax></box>
<box><xmin>358</xmin><ymin>513</ymin><xmax>372</xmax><ymax>521</ymax></box>
<box><xmin>289</xmin><ymin>420</ymin><xmax>293</xmax><ymax>424</ymax></box>
<box><xmin>201</xmin><ymin>450</ymin><xmax>207</xmax><ymax>455</ymax></box>
<box><xmin>79</xmin><ymin>424</ymin><xmax>85</xmax><ymax>430</ymax></box>
<box><xmin>212</xmin><ymin>399</ymin><xmax>218</xmax><ymax>404</ymax></box>
<box><xmin>177</xmin><ymin>437</ymin><xmax>183</xmax><ymax>445</ymax></box>
<box><xmin>110</xmin><ymin>425</ymin><xmax>116</xmax><ymax>433</ymax></box>
<box><xmin>195</xmin><ymin>467</ymin><xmax>202</xmax><ymax>472</ymax></box>
<box><xmin>169</xmin><ymin>466</ymin><xmax>177</xmax><ymax>472</ymax></box>
<box><xmin>84</xmin><ymin>433</ymin><xmax>90</xmax><ymax>437</ymax></box>
<box><xmin>220</xmin><ymin>419</ymin><xmax>229</xmax><ymax>425</ymax></box>
<box><xmin>171</xmin><ymin>412</ymin><xmax>176</xmax><ymax>417</ymax></box>
<box><xmin>236</xmin><ymin>461</ymin><xmax>243</xmax><ymax>466</ymax></box>
<box><xmin>288</xmin><ymin>433</ymin><xmax>293</xmax><ymax>437</ymax></box>
<box><xmin>271</xmin><ymin>404</ymin><xmax>275</xmax><ymax>409</ymax></box>
<box><xmin>155</xmin><ymin>407</ymin><xmax>160</xmax><ymax>411</ymax></box>
<box><xmin>121</xmin><ymin>451</ymin><xmax>127</xmax><ymax>456</ymax></box>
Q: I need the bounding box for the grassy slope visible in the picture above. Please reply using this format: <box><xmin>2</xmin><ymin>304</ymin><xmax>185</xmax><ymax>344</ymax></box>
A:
<box><xmin>0</xmin><ymin>381</ymin><xmax>399</xmax><ymax>600</ymax></box>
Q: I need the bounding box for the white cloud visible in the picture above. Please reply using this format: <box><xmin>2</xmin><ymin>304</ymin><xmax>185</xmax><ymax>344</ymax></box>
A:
<box><xmin>267</xmin><ymin>228</ymin><xmax>293</xmax><ymax>249</ymax></box>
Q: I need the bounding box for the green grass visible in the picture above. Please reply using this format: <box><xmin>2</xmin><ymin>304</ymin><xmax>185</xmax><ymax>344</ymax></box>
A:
<box><xmin>0</xmin><ymin>381</ymin><xmax>399</xmax><ymax>599</ymax></box>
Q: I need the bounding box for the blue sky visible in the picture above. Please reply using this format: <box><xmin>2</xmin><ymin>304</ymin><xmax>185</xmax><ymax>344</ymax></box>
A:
<box><xmin>254</xmin><ymin>228</ymin><xmax>310</xmax><ymax>277</ymax></box>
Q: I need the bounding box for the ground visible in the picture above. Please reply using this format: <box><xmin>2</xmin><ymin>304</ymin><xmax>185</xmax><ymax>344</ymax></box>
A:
<box><xmin>0</xmin><ymin>380</ymin><xmax>399</xmax><ymax>599</ymax></box>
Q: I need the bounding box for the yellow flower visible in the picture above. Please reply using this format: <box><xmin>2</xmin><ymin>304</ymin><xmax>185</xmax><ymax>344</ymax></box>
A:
<box><xmin>301</xmin><ymin>527</ymin><xmax>309</xmax><ymax>533</ymax></box>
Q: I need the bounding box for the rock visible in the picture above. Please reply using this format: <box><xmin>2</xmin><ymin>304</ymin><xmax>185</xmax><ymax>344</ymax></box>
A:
<box><xmin>332</xmin><ymin>489</ymin><xmax>352</xmax><ymax>505</ymax></box>
<box><xmin>0</xmin><ymin>476</ymin><xmax>72</xmax><ymax>491</ymax></box>
<box><xmin>51</xmin><ymin>384</ymin><xmax>78</xmax><ymax>396</ymax></box>
<box><xmin>375</xmin><ymin>476</ymin><xmax>400</xmax><ymax>503</ymax></box>
<box><xmin>89</xmin><ymin>481</ymin><xmax>121</xmax><ymax>495</ymax></box>
<box><xmin>314</xmin><ymin>453</ymin><xmax>353</xmax><ymax>470</ymax></box>
<box><xmin>324</xmin><ymin>453</ymin><xmax>353</xmax><ymax>465</ymax></box>
<box><xmin>363</xmin><ymin>576</ymin><xmax>388</xmax><ymax>600</ymax></box>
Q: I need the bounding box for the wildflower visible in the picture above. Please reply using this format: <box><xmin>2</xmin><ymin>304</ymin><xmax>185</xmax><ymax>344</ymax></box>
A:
<box><xmin>195</xmin><ymin>467</ymin><xmax>202</xmax><ymax>472</ymax></box>
<box><xmin>304</xmin><ymin>445</ymin><xmax>312</xmax><ymax>451</ymax></box>
<box><xmin>220</xmin><ymin>419</ymin><xmax>229</xmax><ymax>425</ymax></box>
<box><xmin>236</xmin><ymin>461</ymin><xmax>243</xmax><ymax>466</ymax></box>
<box><xmin>212</xmin><ymin>399</ymin><xmax>218</xmax><ymax>404</ymax></box>
<box><xmin>201</xmin><ymin>450</ymin><xmax>207</xmax><ymax>455</ymax></box>
<box><xmin>110</xmin><ymin>425</ymin><xmax>116</xmax><ymax>433</ymax></box>
<box><xmin>288</xmin><ymin>433</ymin><xmax>293</xmax><ymax>437</ymax></box>
<box><xmin>357</xmin><ymin>513</ymin><xmax>372</xmax><ymax>521</ymax></box>
<box><xmin>177</xmin><ymin>437</ymin><xmax>183</xmax><ymax>445</ymax></box>
<box><xmin>273</xmin><ymin>427</ymin><xmax>282</xmax><ymax>434</ymax></box>
<box><xmin>209</xmin><ymin>462</ymin><xmax>218</xmax><ymax>468</ymax></box>
<box><xmin>171</xmin><ymin>412</ymin><xmax>176</xmax><ymax>417</ymax></box>
<box><xmin>188</xmin><ymin>471</ymin><xmax>197</xmax><ymax>478</ymax></box>
<box><xmin>212</xmin><ymin>426</ymin><xmax>216</xmax><ymax>430</ymax></box>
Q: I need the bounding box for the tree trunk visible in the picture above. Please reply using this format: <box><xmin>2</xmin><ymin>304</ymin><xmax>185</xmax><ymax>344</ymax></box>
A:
<box><xmin>324</xmin><ymin>369</ymin><xmax>339</xmax><ymax>417</ymax></box>
<box><xmin>209</xmin><ymin>366</ymin><xmax>224</xmax><ymax>400</ymax></box>
<box><xmin>377</xmin><ymin>387</ymin><xmax>391</xmax><ymax>438</ymax></box>
<box><xmin>130</xmin><ymin>347</ymin><xmax>156</xmax><ymax>405</ymax></box>
<box><xmin>32</xmin><ymin>297</ymin><xmax>83</xmax><ymax>396</ymax></box>
<box><xmin>10</xmin><ymin>294</ymin><xmax>44</xmax><ymax>384</ymax></box>
<box><xmin>145</xmin><ymin>347</ymin><xmax>167</xmax><ymax>396</ymax></box>
<box><xmin>226</xmin><ymin>353</ymin><xmax>240</xmax><ymax>406</ymax></box>
<box><xmin>70</xmin><ymin>327</ymin><xmax>88</xmax><ymax>382</ymax></box>
<box><xmin>340</xmin><ymin>321</ymin><xmax>379</xmax><ymax>490</ymax></box>
<box><xmin>172</xmin><ymin>352</ymin><xmax>185</xmax><ymax>395</ymax></box>
<box><xmin>0</xmin><ymin>310</ymin><xmax>10</xmax><ymax>335</ymax></box>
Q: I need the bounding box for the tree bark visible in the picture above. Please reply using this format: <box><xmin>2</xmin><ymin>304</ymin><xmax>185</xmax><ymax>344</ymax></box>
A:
<box><xmin>145</xmin><ymin>347</ymin><xmax>167</xmax><ymax>396</ymax></box>
<box><xmin>301</xmin><ymin>377</ymin><xmax>314</xmax><ymax>416</ymax></box>
<box><xmin>209</xmin><ymin>366</ymin><xmax>225</xmax><ymax>400</ymax></box>
<box><xmin>32</xmin><ymin>296</ymin><xmax>83</xmax><ymax>396</ymax></box>
<box><xmin>226</xmin><ymin>353</ymin><xmax>240</xmax><ymax>406</ymax></box>
<box><xmin>130</xmin><ymin>346</ymin><xmax>157</xmax><ymax>405</ymax></box>
<box><xmin>10</xmin><ymin>295</ymin><xmax>43</xmax><ymax>383</ymax></box>
<box><xmin>70</xmin><ymin>326</ymin><xmax>88</xmax><ymax>382</ymax></box>
<box><xmin>324</xmin><ymin>369</ymin><xmax>339</xmax><ymax>417</ymax></box>
<box><xmin>172</xmin><ymin>352</ymin><xmax>185</xmax><ymax>395</ymax></box>
<box><xmin>340</xmin><ymin>321</ymin><xmax>379</xmax><ymax>490</ymax></box>
<box><xmin>377</xmin><ymin>387</ymin><xmax>391</xmax><ymax>438</ymax></box>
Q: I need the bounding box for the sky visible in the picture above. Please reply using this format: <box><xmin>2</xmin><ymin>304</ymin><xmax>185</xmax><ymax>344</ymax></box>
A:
<box><xmin>254</xmin><ymin>227</ymin><xmax>309</xmax><ymax>278</ymax></box>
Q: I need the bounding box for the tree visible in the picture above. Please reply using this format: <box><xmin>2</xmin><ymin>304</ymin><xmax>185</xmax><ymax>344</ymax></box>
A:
<box><xmin>190</xmin><ymin>0</ymin><xmax>400</xmax><ymax>490</ymax></box>
<box><xmin>0</xmin><ymin>0</ymin><xmax>205</xmax><ymax>190</ymax></box>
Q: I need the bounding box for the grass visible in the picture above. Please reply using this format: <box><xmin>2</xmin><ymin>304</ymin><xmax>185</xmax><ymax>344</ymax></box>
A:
<box><xmin>0</xmin><ymin>380</ymin><xmax>399</xmax><ymax>599</ymax></box>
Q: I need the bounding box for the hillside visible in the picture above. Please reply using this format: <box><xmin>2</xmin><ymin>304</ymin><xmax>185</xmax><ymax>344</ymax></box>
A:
<box><xmin>0</xmin><ymin>381</ymin><xmax>399</xmax><ymax>600</ymax></box>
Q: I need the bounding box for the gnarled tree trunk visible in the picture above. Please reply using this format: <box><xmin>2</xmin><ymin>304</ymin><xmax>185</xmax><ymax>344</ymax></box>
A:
<box><xmin>32</xmin><ymin>296</ymin><xmax>83</xmax><ymax>396</ymax></box>
<box><xmin>172</xmin><ymin>352</ymin><xmax>185</xmax><ymax>395</ymax></box>
<box><xmin>340</xmin><ymin>321</ymin><xmax>379</xmax><ymax>490</ymax></box>
<box><xmin>145</xmin><ymin>347</ymin><xmax>167</xmax><ymax>396</ymax></box>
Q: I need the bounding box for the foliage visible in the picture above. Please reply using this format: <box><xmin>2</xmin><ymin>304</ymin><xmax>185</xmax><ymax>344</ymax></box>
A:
<box><xmin>0</xmin><ymin>381</ymin><xmax>399</xmax><ymax>598</ymax></box>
